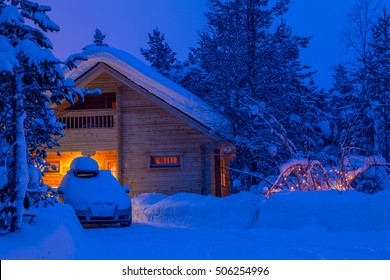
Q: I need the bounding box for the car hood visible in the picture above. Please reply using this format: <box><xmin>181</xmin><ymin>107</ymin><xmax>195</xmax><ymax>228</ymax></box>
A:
<box><xmin>64</xmin><ymin>190</ymin><xmax>131</xmax><ymax>210</ymax></box>
<box><xmin>59</xmin><ymin>170</ymin><xmax>131</xmax><ymax>210</ymax></box>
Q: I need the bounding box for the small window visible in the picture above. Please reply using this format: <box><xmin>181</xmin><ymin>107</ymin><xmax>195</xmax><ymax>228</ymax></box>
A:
<box><xmin>150</xmin><ymin>155</ymin><xmax>181</xmax><ymax>168</ymax></box>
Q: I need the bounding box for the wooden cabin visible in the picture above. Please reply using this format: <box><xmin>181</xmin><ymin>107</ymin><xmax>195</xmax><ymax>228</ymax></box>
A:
<box><xmin>44</xmin><ymin>47</ymin><xmax>232</xmax><ymax>197</ymax></box>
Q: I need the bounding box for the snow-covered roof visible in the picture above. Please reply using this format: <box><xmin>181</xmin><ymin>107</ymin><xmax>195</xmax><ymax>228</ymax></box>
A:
<box><xmin>65</xmin><ymin>46</ymin><xmax>229</xmax><ymax>139</ymax></box>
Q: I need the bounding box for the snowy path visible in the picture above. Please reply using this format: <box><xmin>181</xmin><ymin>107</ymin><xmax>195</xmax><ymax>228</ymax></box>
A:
<box><xmin>75</xmin><ymin>222</ymin><xmax>390</xmax><ymax>260</ymax></box>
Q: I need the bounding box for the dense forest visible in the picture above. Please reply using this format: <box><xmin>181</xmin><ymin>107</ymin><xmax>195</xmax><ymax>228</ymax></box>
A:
<box><xmin>141</xmin><ymin>0</ymin><xmax>390</xmax><ymax>195</ymax></box>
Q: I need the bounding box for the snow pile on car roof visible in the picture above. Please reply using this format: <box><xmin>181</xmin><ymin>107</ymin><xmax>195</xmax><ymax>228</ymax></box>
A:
<box><xmin>70</xmin><ymin>156</ymin><xmax>99</xmax><ymax>172</ymax></box>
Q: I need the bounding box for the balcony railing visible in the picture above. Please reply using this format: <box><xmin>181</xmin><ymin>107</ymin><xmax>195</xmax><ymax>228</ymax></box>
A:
<box><xmin>58</xmin><ymin>109</ymin><xmax>116</xmax><ymax>129</ymax></box>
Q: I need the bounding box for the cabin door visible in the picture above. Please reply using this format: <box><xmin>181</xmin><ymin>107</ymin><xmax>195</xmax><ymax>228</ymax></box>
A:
<box><xmin>214</xmin><ymin>149</ymin><xmax>231</xmax><ymax>197</ymax></box>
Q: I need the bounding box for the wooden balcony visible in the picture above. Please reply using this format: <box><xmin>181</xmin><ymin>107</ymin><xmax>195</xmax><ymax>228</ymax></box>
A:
<box><xmin>55</xmin><ymin>109</ymin><xmax>119</xmax><ymax>152</ymax></box>
<box><xmin>57</xmin><ymin>109</ymin><xmax>117</xmax><ymax>130</ymax></box>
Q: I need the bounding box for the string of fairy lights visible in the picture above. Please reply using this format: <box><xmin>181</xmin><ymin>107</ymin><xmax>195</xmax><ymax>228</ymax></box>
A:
<box><xmin>271</xmin><ymin>166</ymin><xmax>356</xmax><ymax>195</ymax></box>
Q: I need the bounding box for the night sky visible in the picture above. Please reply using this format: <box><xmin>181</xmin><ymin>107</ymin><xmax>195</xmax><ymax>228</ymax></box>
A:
<box><xmin>44</xmin><ymin>0</ymin><xmax>370</xmax><ymax>89</ymax></box>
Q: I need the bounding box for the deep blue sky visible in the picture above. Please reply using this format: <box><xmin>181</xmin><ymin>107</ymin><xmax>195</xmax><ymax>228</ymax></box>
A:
<box><xmin>44</xmin><ymin>0</ymin><xmax>362</xmax><ymax>89</ymax></box>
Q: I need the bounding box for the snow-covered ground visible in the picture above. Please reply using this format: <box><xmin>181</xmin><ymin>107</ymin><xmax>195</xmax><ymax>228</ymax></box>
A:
<box><xmin>1</xmin><ymin>190</ymin><xmax>390</xmax><ymax>260</ymax></box>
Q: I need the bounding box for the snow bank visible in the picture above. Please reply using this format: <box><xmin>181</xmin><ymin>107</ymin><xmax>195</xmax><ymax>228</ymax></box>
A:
<box><xmin>132</xmin><ymin>192</ymin><xmax>169</xmax><ymax>220</ymax></box>
<box><xmin>0</xmin><ymin>204</ymin><xmax>85</xmax><ymax>259</ymax></box>
<box><xmin>256</xmin><ymin>190</ymin><xmax>390</xmax><ymax>231</ymax></box>
<box><xmin>134</xmin><ymin>190</ymin><xmax>390</xmax><ymax>232</ymax></box>
<box><xmin>133</xmin><ymin>192</ymin><xmax>264</xmax><ymax>229</ymax></box>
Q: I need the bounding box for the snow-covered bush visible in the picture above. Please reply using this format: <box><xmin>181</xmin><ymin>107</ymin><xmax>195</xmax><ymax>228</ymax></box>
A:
<box><xmin>264</xmin><ymin>158</ymin><xmax>334</xmax><ymax>197</ymax></box>
<box><xmin>0</xmin><ymin>165</ymin><xmax>15</xmax><ymax>234</ymax></box>
<box><xmin>24</xmin><ymin>166</ymin><xmax>57</xmax><ymax>210</ymax></box>
<box><xmin>264</xmin><ymin>155</ymin><xmax>389</xmax><ymax>197</ymax></box>
<box><xmin>0</xmin><ymin>183</ymin><xmax>17</xmax><ymax>234</ymax></box>
<box><xmin>344</xmin><ymin>156</ymin><xmax>390</xmax><ymax>194</ymax></box>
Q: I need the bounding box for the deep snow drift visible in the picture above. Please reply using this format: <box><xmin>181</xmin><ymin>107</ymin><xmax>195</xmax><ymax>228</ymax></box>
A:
<box><xmin>132</xmin><ymin>190</ymin><xmax>390</xmax><ymax>232</ymax></box>
<box><xmin>132</xmin><ymin>191</ymin><xmax>264</xmax><ymax>229</ymax></box>
<box><xmin>0</xmin><ymin>204</ymin><xmax>86</xmax><ymax>259</ymax></box>
<box><xmin>1</xmin><ymin>190</ymin><xmax>390</xmax><ymax>260</ymax></box>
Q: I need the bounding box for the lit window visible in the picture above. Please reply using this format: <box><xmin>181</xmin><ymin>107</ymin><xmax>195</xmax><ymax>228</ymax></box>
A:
<box><xmin>150</xmin><ymin>155</ymin><xmax>181</xmax><ymax>168</ymax></box>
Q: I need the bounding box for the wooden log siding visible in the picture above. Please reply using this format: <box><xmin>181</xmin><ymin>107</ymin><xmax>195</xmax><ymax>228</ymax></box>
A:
<box><xmin>120</xmin><ymin>86</ymin><xmax>218</xmax><ymax>196</ymax></box>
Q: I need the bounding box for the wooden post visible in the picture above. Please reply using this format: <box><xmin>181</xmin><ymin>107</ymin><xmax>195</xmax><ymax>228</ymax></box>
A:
<box><xmin>214</xmin><ymin>149</ymin><xmax>222</xmax><ymax>197</ymax></box>
<box><xmin>200</xmin><ymin>144</ymin><xmax>206</xmax><ymax>194</ymax></box>
<box><xmin>116</xmin><ymin>87</ymin><xmax>123</xmax><ymax>185</ymax></box>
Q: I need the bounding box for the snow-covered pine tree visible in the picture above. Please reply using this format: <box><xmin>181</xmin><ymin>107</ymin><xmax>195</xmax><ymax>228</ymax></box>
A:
<box><xmin>187</xmin><ymin>0</ymin><xmax>320</xmax><ymax>190</ymax></box>
<box><xmin>328</xmin><ymin>1</ymin><xmax>390</xmax><ymax>193</ymax></box>
<box><xmin>140</xmin><ymin>28</ymin><xmax>177</xmax><ymax>78</ymax></box>
<box><xmin>370</xmin><ymin>7</ymin><xmax>390</xmax><ymax>161</ymax></box>
<box><xmin>93</xmin><ymin>28</ymin><xmax>108</xmax><ymax>47</ymax></box>
<box><xmin>0</xmin><ymin>0</ymin><xmax>99</xmax><ymax>233</ymax></box>
<box><xmin>82</xmin><ymin>28</ymin><xmax>109</xmax><ymax>50</ymax></box>
<box><xmin>176</xmin><ymin>48</ymin><xmax>209</xmax><ymax>100</ymax></box>
<box><xmin>341</xmin><ymin>0</ymin><xmax>380</xmax><ymax>156</ymax></box>
<box><xmin>340</xmin><ymin>2</ymin><xmax>390</xmax><ymax>159</ymax></box>
<box><xmin>265</xmin><ymin>20</ymin><xmax>325</xmax><ymax>160</ymax></box>
<box><xmin>329</xmin><ymin>64</ymin><xmax>359</xmax><ymax>156</ymax></box>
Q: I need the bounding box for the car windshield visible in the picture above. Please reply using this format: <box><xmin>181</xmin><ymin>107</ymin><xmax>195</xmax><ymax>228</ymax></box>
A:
<box><xmin>73</xmin><ymin>170</ymin><xmax>99</xmax><ymax>178</ymax></box>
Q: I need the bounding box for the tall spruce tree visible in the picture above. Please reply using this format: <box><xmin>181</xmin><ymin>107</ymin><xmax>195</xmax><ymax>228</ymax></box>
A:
<box><xmin>339</xmin><ymin>1</ymin><xmax>390</xmax><ymax>159</ymax></box>
<box><xmin>326</xmin><ymin>2</ymin><xmax>390</xmax><ymax>193</ymax></box>
<box><xmin>187</xmin><ymin>0</ymin><xmax>319</xmax><ymax>189</ymax></box>
<box><xmin>329</xmin><ymin>64</ymin><xmax>358</xmax><ymax>153</ymax></box>
<box><xmin>176</xmin><ymin>48</ymin><xmax>209</xmax><ymax>100</ymax></box>
<box><xmin>140</xmin><ymin>28</ymin><xmax>177</xmax><ymax>77</ymax></box>
<box><xmin>370</xmin><ymin>7</ymin><xmax>390</xmax><ymax>160</ymax></box>
<box><xmin>0</xmin><ymin>0</ymin><xmax>98</xmax><ymax>233</ymax></box>
<box><xmin>341</xmin><ymin>0</ymin><xmax>380</xmax><ymax>156</ymax></box>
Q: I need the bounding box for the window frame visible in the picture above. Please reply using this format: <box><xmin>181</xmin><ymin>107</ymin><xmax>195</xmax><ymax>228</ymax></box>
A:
<box><xmin>148</xmin><ymin>153</ymin><xmax>183</xmax><ymax>169</ymax></box>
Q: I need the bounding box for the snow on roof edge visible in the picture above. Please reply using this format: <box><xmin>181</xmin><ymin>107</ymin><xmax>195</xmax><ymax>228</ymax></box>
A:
<box><xmin>64</xmin><ymin>46</ymin><xmax>230</xmax><ymax>139</ymax></box>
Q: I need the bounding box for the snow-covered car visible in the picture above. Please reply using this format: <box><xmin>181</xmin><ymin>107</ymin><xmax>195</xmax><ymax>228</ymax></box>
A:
<box><xmin>57</xmin><ymin>156</ymin><xmax>132</xmax><ymax>227</ymax></box>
